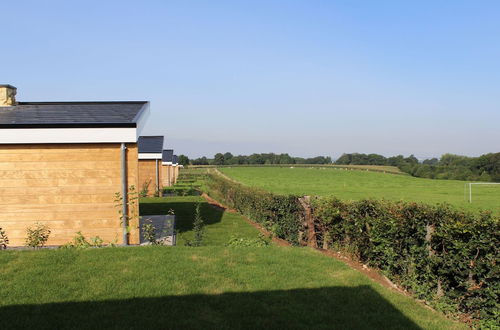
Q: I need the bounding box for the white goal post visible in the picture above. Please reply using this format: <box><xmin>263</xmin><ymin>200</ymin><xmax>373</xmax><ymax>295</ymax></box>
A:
<box><xmin>466</xmin><ymin>182</ymin><xmax>500</xmax><ymax>203</ymax></box>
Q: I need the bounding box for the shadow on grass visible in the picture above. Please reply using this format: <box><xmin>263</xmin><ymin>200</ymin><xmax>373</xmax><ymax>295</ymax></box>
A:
<box><xmin>139</xmin><ymin>198</ymin><xmax>224</xmax><ymax>234</ymax></box>
<box><xmin>0</xmin><ymin>286</ymin><xmax>421</xmax><ymax>329</ymax></box>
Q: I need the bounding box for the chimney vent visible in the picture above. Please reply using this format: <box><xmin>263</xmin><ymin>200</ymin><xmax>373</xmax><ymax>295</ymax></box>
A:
<box><xmin>0</xmin><ymin>84</ymin><xmax>17</xmax><ymax>106</ymax></box>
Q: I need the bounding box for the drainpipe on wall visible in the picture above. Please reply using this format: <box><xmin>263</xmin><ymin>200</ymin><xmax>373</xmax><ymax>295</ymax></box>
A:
<box><xmin>155</xmin><ymin>159</ymin><xmax>159</xmax><ymax>193</ymax></box>
<box><xmin>121</xmin><ymin>143</ymin><xmax>128</xmax><ymax>245</ymax></box>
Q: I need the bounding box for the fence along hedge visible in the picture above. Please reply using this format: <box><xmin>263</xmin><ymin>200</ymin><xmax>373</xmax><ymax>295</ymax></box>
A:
<box><xmin>206</xmin><ymin>171</ymin><xmax>499</xmax><ymax>326</ymax></box>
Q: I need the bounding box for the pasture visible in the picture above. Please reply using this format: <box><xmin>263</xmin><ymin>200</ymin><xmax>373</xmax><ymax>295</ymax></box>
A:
<box><xmin>219</xmin><ymin>167</ymin><xmax>500</xmax><ymax>213</ymax></box>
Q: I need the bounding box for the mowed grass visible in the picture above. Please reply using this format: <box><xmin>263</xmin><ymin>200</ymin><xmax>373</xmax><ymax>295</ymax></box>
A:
<box><xmin>0</xmin><ymin>246</ymin><xmax>464</xmax><ymax>329</ymax></box>
<box><xmin>220</xmin><ymin>167</ymin><xmax>500</xmax><ymax>213</ymax></box>
<box><xmin>140</xmin><ymin>196</ymin><xmax>260</xmax><ymax>246</ymax></box>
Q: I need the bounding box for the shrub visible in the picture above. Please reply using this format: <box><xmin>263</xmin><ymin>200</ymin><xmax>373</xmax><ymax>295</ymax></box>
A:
<box><xmin>61</xmin><ymin>232</ymin><xmax>105</xmax><ymax>249</ymax></box>
<box><xmin>25</xmin><ymin>223</ymin><xmax>51</xmax><ymax>249</ymax></box>
<box><xmin>185</xmin><ymin>203</ymin><xmax>205</xmax><ymax>247</ymax></box>
<box><xmin>206</xmin><ymin>172</ymin><xmax>302</xmax><ymax>244</ymax></box>
<box><xmin>140</xmin><ymin>180</ymin><xmax>151</xmax><ymax>197</ymax></box>
<box><xmin>311</xmin><ymin>197</ymin><xmax>500</xmax><ymax>326</ymax></box>
<box><xmin>226</xmin><ymin>234</ymin><xmax>271</xmax><ymax>247</ymax></box>
<box><xmin>0</xmin><ymin>227</ymin><xmax>9</xmax><ymax>250</ymax></box>
<box><xmin>141</xmin><ymin>219</ymin><xmax>158</xmax><ymax>245</ymax></box>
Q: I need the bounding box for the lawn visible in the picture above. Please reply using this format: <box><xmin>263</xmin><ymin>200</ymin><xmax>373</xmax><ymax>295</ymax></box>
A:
<box><xmin>220</xmin><ymin>167</ymin><xmax>500</xmax><ymax>213</ymax></box>
<box><xmin>0</xmin><ymin>197</ymin><xmax>465</xmax><ymax>329</ymax></box>
<box><xmin>140</xmin><ymin>196</ymin><xmax>260</xmax><ymax>246</ymax></box>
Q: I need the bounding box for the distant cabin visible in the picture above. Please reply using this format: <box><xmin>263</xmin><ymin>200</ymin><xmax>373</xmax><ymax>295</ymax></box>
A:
<box><xmin>161</xmin><ymin>149</ymin><xmax>179</xmax><ymax>186</ymax></box>
<box><xmin>138</xmin><ymin>136</ymin><xmax>164</xmax><ymax>196</ymax></box>
<box><xmin>0</xmin><ymin>84</ymin><xmax>150</xmax><ymax>246</ymax></box>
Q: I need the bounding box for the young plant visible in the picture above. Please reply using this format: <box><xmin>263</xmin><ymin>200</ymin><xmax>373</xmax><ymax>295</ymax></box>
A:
<box><xmin>226</xmin><ymin>234</ymin><xmax>271</xmax><ymax>247</ymax></box>
<box><xmin>61</xmin><ymin>232</ymin><xmax>105</xmax><ymax>249</ymax></box>
<box><xmin>141</xmin><ymin>219</ymin><xmax>158</xmax><ymax>245</ymax></box>
<box><xmin>185</xmin><ymin>203</ymin><xmax>204</xmax><ymax>247</ymax></box>
<box><xmin>0</xmin><ymin>227</ymin><xmax>9</xmax><ymax>250</ymax></box>
<box><xmin>140</xmin><ymin>179</ymin><xmax>151</xmax><ymax>197</ymax></box>
<box><xmin>25</xmin><ymin>223</ymin><xmax>51</xmax><ymax>249</ymax></box>
<box><xmin>114</xmin><ymin>185</ymin><xmax>140</xmax><ymax>237</ymax></box>
<box><xmin>89</xmin><ymin>236</ymin><xmax>104</xmax><ymax>247</ymax></box>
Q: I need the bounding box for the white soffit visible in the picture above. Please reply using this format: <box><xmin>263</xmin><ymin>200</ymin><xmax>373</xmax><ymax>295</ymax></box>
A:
<box><xmin>139</xmin><ymin>153</ymin><xmax>162</xmax><ymax>160</ymax></box>
<box><xmin>0</xmin><ymin>127</ymin><xmax>137</xmax><ymax>144</ymax></box>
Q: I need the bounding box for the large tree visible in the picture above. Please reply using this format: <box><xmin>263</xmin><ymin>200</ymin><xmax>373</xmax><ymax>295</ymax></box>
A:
<box><xmin>213</xmin><ymin>153</ymin><xmax>225</xmax><ymax>165</ymax></box>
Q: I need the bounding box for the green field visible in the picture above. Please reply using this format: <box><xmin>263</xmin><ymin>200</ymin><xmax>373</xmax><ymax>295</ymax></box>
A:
<box><xmin>220</xmin><ymin>167</ymin><xmax>500</xmax><ymax>213</ymax></box>
<box><xmin>0</xmin><ymin>196</ymin><xmax>464</xmax><ymax>329</ymax></box>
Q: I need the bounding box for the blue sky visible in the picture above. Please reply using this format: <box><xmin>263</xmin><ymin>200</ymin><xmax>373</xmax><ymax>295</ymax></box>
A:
<box><xmin>2</xmin><ymin>0</ymin><xmax>499</xmax><ymax>159</ymax></box>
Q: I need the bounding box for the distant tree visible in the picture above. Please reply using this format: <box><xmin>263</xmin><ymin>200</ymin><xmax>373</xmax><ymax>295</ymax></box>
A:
<box><xmin>404</xmin><ymin>155</ymin><xmax>419</xmax><ymax>165</ymax></box>
<box><xmin>223</xmin><ymin>152</ymin><xmax>233</xmax><ymax>164</ymax></box>
<box><xmin>278</xmin><ymin>153</ymin><xmax>295</xmax><ymax>164</ymax></box>
<box><xmin>439</xmin><ymin>154</ymin><xmax>472</xmax><ymax>167</ymax></box>
<box><xmin>178</xmin><ymin>155</ymin><xmax>190</xmax><ymax>166</ymax></box>
<box><xmin>192</xmin><ymin>156</ymin><xmax>209</xmax><ymax>165</ymax></box>
<box><xmin>248</xmin><ymin>153</ymin><xmax>265</xmax><ymax>164</ymax></box>
<box><xmin>213</xmin><ymin>153</ymin><xmax>225</xmax><ymax>165</ymax></box>
<box><xmin>422</xmin><ymin>158</ymin><xmax>439</xmax><ymax>165</ymax></box>
<box><xmin>335</xmin><ymin>153</ymin><xmax>352</xmax><ymax>165</ymax></box>
<box><xmin>387</xmin><ymin>155</ymin><xmax>405</xmax><ymax>166</ymax></box>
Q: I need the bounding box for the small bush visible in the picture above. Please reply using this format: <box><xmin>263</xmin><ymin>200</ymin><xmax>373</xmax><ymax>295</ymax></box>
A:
<box><xmin>140</xmin><ymin>180</ymin><xmax>151</xmax><ymax>197</ymax></box>
<box><xmin>25</xmin><ymin>223</ymin><xmax>51</xmax><ymax>249</ymax></box>
<box><xmin>226</xmin><ymin>234</ymin><xmax>271</xmax><ymax>247</ymax></box>
<box><xmin>0</xmin><ymin>227</ymin><xmax>9</xmax><ymax>250</ymax></box>
<box><xmin>61</xmin><ymin>232</ymin><xmax>105</xmax><ymax>249</ymax></box>
<box><xmin>141</xmin><ymin>219</ymin><xmax>158</xmax><ymax>245</ymax></box>
<box><xmin>185</xmin><ymin>203</ymin><xmax>204</xmax><ymax>247</ymax></box>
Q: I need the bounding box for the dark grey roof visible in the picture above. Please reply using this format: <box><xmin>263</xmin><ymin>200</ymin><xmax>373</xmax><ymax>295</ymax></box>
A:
<box><xmin>0</xmin><ymin>101</ymin><xmax>148</xmax><ymax>128</ymax></box>
<box><xmin>162</xmin><ymin>149</ymin><xmax>174</xmax><ymax>162</ymax></box>
<box><xmin>138</xmin><ymin>136</ymin><xmax>164</xmax><ymax>153</ymax></box>
<box><xmin>173</xmin><ymin>155</ymin><xmax>178</xmax><ymax>164</ymax></box>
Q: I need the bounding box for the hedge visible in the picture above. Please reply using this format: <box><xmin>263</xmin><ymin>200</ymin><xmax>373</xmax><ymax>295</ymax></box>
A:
<box><xmin>206</xmin><ymin>172</ymin><xmax>302</xmax><ymax>243</ymax></box>
<box><xmin>206</xmin><ymin>171</ymin><xmax>499</xmax><ymax>327</ymax></box>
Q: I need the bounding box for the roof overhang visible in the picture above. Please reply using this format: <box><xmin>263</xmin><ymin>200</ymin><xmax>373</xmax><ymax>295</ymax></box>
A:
<box><xmin>0</xmin><ymin>102</ymin><xmax>150</xmax><ymax>144</ymax></box>
<box><xmin>162</xmin><ymin>161</ymin><xmax>173</xmax><ymax>165</ymax></box>
<box><xmin>139</xmin><ymin>153</ymin><xmax>162</xmax><ymax>160</ymax></box>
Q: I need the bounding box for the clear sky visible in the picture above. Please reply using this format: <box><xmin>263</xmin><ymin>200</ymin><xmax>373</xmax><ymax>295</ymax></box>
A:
<box><xmin>2</xmin><ymin>0</ymin><xmax>499</xmax><ymax>159</ymax></box>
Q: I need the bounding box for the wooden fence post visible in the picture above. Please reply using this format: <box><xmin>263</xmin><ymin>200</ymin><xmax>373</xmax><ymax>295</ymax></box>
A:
<box><xmin>426</xmin><ymin>223</ymin><xmax>444</xmax><ymax>297</ymax></box>
<box><xmin>299</xmin><ymin>196</ymin><xmax>317</xmax><ymax>248</ymax></box>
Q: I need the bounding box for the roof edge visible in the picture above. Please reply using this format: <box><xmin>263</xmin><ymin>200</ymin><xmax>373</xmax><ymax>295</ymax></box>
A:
<box><xmin>17</xmin><ymin>101</ymin><xmax>148</xmax><ymax>105</ymax></box>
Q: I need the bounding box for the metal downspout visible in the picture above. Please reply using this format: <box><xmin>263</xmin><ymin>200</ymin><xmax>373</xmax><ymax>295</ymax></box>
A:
<box><xmin>121</xmin><ymin>143</ymin><xmax>128</xmax><ymax>245</ymax></box>
<box><xmin>155</xmin><ymin>159</ymin><xmax>159</xmax><ymax>193</ymax></box>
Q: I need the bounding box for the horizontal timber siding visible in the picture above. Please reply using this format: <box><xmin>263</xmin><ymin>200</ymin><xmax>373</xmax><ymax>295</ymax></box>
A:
<box><xmin>138</xmin><ymin>160</ymin><xmax>160</xmax><ymax>196</ymax></box>
<box><xmin>0</xmin><ymin>143</ymin><xmax>139</xmax><ymax>246</ymax></box>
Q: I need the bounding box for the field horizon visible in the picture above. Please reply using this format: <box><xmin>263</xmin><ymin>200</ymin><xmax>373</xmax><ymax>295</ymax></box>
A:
<box><xmin>219</xmin><ymin>167</ymin><xmax>500</xmax><ymax>213</ymax></box>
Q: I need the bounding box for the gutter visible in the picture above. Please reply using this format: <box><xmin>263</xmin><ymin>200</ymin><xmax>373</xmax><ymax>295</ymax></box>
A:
<box><xmin>121</xmin><ymin>143</ymin><xmax>128</xmax><ymax>245</ymax></box>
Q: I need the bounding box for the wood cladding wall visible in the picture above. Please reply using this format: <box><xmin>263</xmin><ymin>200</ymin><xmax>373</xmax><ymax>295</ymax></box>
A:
<box><xmin>138</xmin><ymin>159</ymin><xmax>160</xmax><ymax>196</ymax></box>
<box><xmin>160</xmin><ymin>164</ymin><xmax>179</xmax><ymax>187</ymax></box>
<box><xmin>0</xmin><ymin>143</ymin><xmax>139</xmax><ymax>246</ymax></box>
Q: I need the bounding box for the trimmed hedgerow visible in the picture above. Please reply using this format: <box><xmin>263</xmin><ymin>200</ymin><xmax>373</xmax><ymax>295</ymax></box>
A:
<box><xmin>206</xmin><ymin>171</ymin><xmax>499</xmax><ymax>326</ymax></box>
<box><xmin>311</xmin><ymin>197</ymin><xmax>499</xmax><ymax>326</ymax></box>
<box><xmin>206</xmin><ymin>172</ymin><xmax>302</xmax><ymax>244</ymax></box>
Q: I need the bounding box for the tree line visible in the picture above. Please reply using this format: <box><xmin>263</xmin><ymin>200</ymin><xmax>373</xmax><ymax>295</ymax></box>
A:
<box><xmin>336</xmin><ymin>152</ymin><xmax>500</xmax><ymax>182</ymax></box>
<box><xmin>183</xmin><ymin>152</ymin><xmax>332</xmax><ymax>166</ymax></box>
<box><xmin>178</xmin><ymin>151</ymin><xmax>500</xmax><ymax>182</ymax></box>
